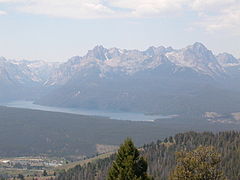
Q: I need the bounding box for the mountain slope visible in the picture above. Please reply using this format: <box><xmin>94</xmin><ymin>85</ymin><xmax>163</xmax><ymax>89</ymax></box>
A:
<box><xmin>35</xmin><ymin>43</ymin><xmax>240</xmax><ymax>115</ymax></box>
<box><xmin>1</xmin><ymin>43</ymin><xmax>239</xmax><ymax>115</ymax></box>
<box><xmin>0</xmin><ymin>58</ymin><xmax>57</xmax><ymax>101</ymax></box>
<box><xmin>45</xmin><ymin>42</ymin><xmax>226</xmax><ymax>87</ymax></box>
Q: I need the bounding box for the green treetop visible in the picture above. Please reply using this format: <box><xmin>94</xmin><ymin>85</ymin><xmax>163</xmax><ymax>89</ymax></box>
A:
<box><xmin>108</xmin><ymin>138</ymin><xmax>153</xmax><ymax>180</ymax></box>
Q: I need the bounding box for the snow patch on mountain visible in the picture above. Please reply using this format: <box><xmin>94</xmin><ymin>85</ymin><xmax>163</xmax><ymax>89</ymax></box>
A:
<box><xmin>166</xmin><ymin>42</ymin><xmax>224</xmax><ymax>76</ymax></box>
<box><xmin>0</xmin><ymin>58</ymin><xmax>57</xmax><ymax>86</ymax></box>
<box><xmin>1</xmin><ymin>42</ymin><xmax>239</xmax><ymax>88</ymax></box>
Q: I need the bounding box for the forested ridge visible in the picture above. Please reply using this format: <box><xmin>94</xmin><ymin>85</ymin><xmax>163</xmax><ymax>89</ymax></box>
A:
<box><xmin>56</xmin><ymin>131</ymin><xmax>240</xmax><ymax>180</ymax></box>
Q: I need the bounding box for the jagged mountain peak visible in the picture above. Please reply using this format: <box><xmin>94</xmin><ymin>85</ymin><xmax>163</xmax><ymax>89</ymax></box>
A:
<box><xmin>182</xmin><ymin>42</ymin><xmax>217</xmax><ymax>63</ymax></box>
<box><xmin>35</xmin><ymin>43</ymin><xmax>240</xmax><ymax>113</ymax></box>
<box><xmin>185</xmin><ymin>42</ymin><xmax>210</xmax><ymax>54</ymax></box>
<box><xmin>108</xmin><ymin>47</ymin><xmax>122</xmax><ymax>56</ymax></box>
<box><xmin>86</xmin><ymin>45</ymin><xmax>109</xmax><ymax>60</ymax></box>
<box><xmin>0</xmin><ymin>57</ymin><xmax>58</xmax><ymax>86</ymax></box>
<box><xmin>3</xmin><ymin>43</ymin><xmax>238</xmax><ymax>89</ymax></box>
<box><xmin>145</xmin><ymin>45</ymin><xmax>174</xmax><ymax>55</ymax></box>
<box><xmin>165</xmin><ymin>42</ymin><xmax>224</xmax><ymax>76</ymax></box>
<box><xmin>192</xmin><ymin>42</ymin><xmax>206</xmax><ymax>48</ymax></box>
<box><xmin>1</xmin><ymin>43</ymin><xmax>240</xmax><ymax>109</ymax></box>
<box><xmin>92</xmin><ymin>45</ymin><xmax>107</xmax><ymax>52</ymax></box>
<box><xmin>216</xmin><ymin>53</ymin><xmax>240</xmax><ymax>66</ymax></box>
<box><xmin>59</xmin><ymin>42</ymin><xmax>229</xmax><ymax>80</ymax></box>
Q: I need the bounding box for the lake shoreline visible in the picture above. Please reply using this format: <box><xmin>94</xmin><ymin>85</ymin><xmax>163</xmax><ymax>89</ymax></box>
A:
<box><xmin>0</xmin><ymin>101</ymin><xmax>173</xmax><ymax>122</ymax></box>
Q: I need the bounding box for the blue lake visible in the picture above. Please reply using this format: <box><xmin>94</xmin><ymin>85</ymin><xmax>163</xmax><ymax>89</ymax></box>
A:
<box><xmin>0</xmin><ymin>101</ymin><xmax>174</xmax><ymax>122</ymax></box>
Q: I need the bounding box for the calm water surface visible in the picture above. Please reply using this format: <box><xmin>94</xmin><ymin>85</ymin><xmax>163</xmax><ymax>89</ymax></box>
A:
<box><xmin>1</xmin><ymin>101</ymin><xmax>173</xmax><ymax>122</ymax></box>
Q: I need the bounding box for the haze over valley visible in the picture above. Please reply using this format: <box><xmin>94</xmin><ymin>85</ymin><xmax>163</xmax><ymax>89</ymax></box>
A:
<box><xmin>1</xmin><ymin>0</ymin><xmax>240</xmax><ymax>178</ymax></box>
<box><xmin>1</xmin><ymin>42</ymin><xmax>240</xmax><ymax>123</ymax></box>
<box><xmin>1</xmin><ymin>42</ymin><xmax>240</xmax><ymax>161</ymax></box>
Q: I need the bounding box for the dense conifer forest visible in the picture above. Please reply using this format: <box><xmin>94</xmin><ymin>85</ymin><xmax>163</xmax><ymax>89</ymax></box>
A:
<box><xmin>56</xmin><ymin>131</ymin><xmax>240</xmax><ymax>180</ymax></box>
<box><xmin>2</xmin><ymin>106</ymin><xmax>239</xmax><ymax>158</ymax></box>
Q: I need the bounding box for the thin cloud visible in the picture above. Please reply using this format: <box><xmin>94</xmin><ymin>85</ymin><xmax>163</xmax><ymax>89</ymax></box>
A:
<box><xmin>0</xmin><ymin>0</ymin><xmax>193</xmax><ymax>18</ymax></box>
<box><xmin>108</xmin><ymin>0</ymin><xmax>189</xmax><ymax>17</ymax></box>
<box><xmin>191</xmin><ymin>0</ymin><xmax>237</xmax><ymax>11</ymax></box>
<box><xmin>0</xmin><ymin>10</ymin><xmax>6</xmax><ymax>15</ymax></box>
<box><xmin>0</xmin><ymin>0</ymin><xmax>239</xmax><ymax>34</ymax></box>
<box><xmin>196</xmin><ymin>2</ymin><xmax>240</xmax><ymax>35</ymax></box>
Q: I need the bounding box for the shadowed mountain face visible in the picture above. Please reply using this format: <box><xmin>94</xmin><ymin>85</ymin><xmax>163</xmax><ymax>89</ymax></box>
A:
<box><xmin>1</xmin><ymin>43</ymin><xmax>240</xmax><ymax>115</ymax></box>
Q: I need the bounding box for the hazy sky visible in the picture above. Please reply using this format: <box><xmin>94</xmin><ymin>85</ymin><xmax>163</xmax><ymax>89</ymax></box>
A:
<box><xmin>0</xmin><ymin>0</ymin><xmax>239</xmax><ymax>62</ymax></box>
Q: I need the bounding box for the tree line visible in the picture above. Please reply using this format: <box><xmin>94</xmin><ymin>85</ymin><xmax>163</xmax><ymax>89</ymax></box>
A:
<box><xmin>56</xmin><ymin>131</ymin><xmax>240</xmax><ymax>180</ymax></box>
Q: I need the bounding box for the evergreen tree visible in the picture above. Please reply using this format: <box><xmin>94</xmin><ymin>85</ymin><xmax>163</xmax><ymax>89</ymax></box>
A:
<box><xmin>107</xmin><ymin>138</ymin><xmax>153</xmax><ymax>180</ymax></box>
<box><xmin>17</xmin><ymin>174</ymin><xmax>24</xmax><ymax>180</ymax></box>
<box><xmin>56</xmin><ymin>131</ymin><xmax>240</xmax><ymax>180</ymax></box>
<box><xmin>43</xmin><ymin>170</ymin><xmax>48</xmax><ymax>176</ymax></box>
<box><xmin>169</xmin><ymin>146</ymin><xmax>226</xmax><ymax>180</ymax></box>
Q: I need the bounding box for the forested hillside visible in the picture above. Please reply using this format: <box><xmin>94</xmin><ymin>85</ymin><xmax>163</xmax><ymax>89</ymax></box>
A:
<box><xmin>2</xmin><ymin>106</ymin><xmax>239</xmax><ymax>158</ymax></box>
<box><xmin>56</xmin><ymin>131</ymin><xmax>240</xmax><ymax>180</ymax></box>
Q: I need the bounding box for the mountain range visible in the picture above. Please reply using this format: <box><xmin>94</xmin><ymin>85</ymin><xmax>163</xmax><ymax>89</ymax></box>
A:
<box><xmin>1</xmin><ymin>42</ymin><xmax>240</xmax><ymax>116</ymax></box>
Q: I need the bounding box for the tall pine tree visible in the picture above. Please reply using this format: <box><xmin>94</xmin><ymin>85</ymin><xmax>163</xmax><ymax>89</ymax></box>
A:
<box><xmin>108</xmin><ymin>138</ymin><xmax>153</xmax><ymax>180</ymax></box>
